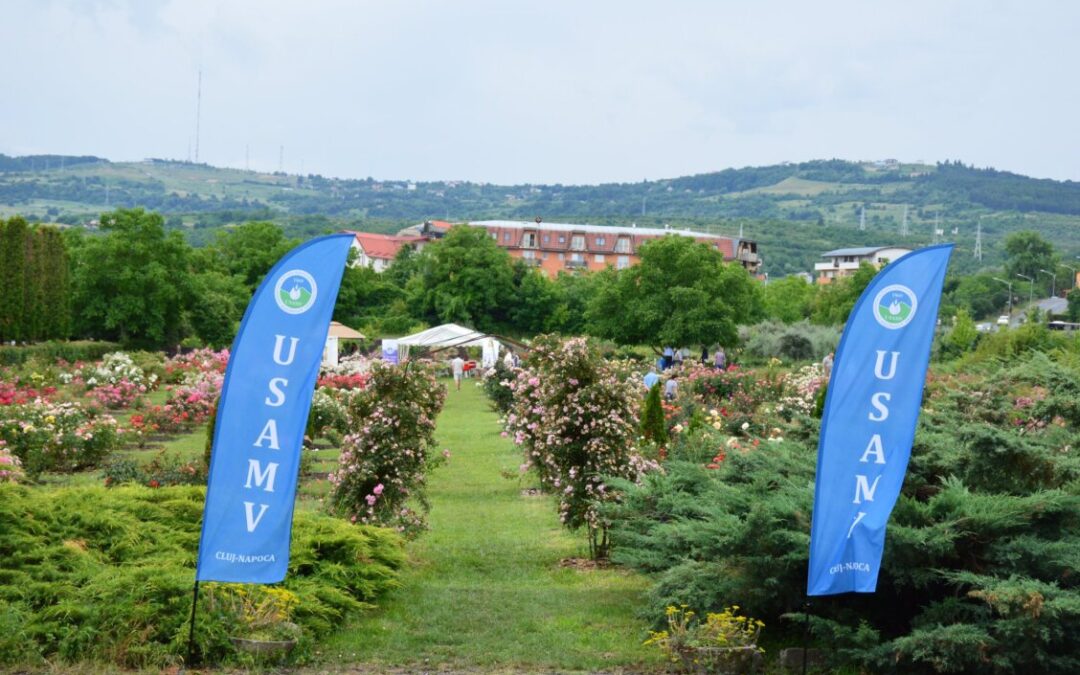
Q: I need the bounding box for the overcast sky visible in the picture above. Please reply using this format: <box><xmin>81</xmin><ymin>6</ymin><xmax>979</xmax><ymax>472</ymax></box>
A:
<box><xmin>2</xmin><ymin>1</ymin><xmax>1078</xmax><ymax>185</ymax></box>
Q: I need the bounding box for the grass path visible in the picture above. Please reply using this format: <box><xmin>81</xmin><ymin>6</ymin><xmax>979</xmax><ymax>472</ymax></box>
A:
<box><xmin>320</xmin><ymin>380</ymin><xmax>660</xmax><ymax>672</ymax></box>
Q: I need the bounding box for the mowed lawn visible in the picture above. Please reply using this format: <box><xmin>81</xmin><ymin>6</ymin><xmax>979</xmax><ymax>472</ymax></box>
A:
<box><xmin>320</xmin><ymin>380</ymin><xmax>661</xmax><ymax>672</ymax></box>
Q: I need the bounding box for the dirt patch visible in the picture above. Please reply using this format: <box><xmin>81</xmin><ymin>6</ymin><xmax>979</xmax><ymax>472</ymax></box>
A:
<box><xmin>558</xmin><ymin>557</ymin><xmax>612</xmax><ymax>570</ymax></box>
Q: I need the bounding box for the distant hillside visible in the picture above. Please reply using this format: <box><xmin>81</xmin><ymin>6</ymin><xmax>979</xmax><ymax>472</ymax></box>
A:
<box><xmin>2</xmin><ymin>154</ymin><xmax>1078</xmax><ymax>276</ymax></box>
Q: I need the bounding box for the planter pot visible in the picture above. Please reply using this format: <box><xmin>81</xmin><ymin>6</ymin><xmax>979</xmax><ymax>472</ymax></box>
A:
<box><xmin>229</xmin><ymin>636</ymin><xmax>297</xmax><ymax>656</ymax></box>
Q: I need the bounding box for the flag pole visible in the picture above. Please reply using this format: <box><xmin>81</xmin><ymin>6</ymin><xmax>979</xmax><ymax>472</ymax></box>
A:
<box><xmin>186</xmin><ymin>580</ymin><xmax>201</xmax><ymax>667</ymax></box>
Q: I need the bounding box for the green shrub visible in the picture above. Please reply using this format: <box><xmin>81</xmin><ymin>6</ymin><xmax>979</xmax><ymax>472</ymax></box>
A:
<box><xmin>0</xmin><ymin>340</ymin><xmax>122</xmax><ymax>366</ymax></box>
<box><xmin>605</xmin><ymin>351</ymin><xmax>1080</xmax><ymax>673</ymax></box>
<box><xmin>0</xmin><ymin>484</ymin><xmax>403</xmax><ymax>669</ymax></box>
<box><xmin>641</xmin><ymin>382</ymin><xmax>668</xmax><ymax>445</ymax></box>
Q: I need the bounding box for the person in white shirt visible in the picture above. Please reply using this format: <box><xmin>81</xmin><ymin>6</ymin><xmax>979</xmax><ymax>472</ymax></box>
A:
<box><xmin>451</xmin><ymin>355</ymin><xmax>465</xmax><ymax>390</ymax></box>
<box><xmin>503</xmin><ymin>350</ymin><xmax>515</xmax><ymax>369</ymax></box>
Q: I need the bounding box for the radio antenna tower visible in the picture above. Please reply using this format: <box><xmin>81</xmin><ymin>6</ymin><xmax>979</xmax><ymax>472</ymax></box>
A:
<box><xmin>932</xmin><ymin>212</ymin><xmax>943</xmax><ymax>244</ymax></box>
<box><xmin>900</xmin><ymin>205</ymin><xmax>909</xmax><ymax>236</ymax></box>
<box><xmin>194</xmin><ymin>68</ymin><xmax>202</xmax><ymax>163</ymax></box>
<box><xmin>859</xmin><ymin>205</ymin><xmax>866</xmax><ymax>231</ymax></box>
<box><xmin>974</xmin><ymin>219</ymin><xmax>983</xmax><ymax>261</ymax></box>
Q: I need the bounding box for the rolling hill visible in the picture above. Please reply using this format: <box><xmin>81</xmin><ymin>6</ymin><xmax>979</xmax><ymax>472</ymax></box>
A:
<box><xmin>2</xmin><ymin>155</ymin><xmax>1079</xmax><ymax>276</ymax></box>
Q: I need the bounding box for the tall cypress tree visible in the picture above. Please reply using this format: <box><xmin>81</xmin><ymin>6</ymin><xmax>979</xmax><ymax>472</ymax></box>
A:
<box><xmin>24</xmin><ymin>227</ymin><xmax>47</xmax><ymax>341</ymax></box>
<box><xmin>42</xmin><ymin>227</ymin><xmax>72</xmax><ymax>339</ymax></box>
<box><xmin>0</xmin><ymin>217</ymin><xmax>28</xmax><ymax>342</ymax></box>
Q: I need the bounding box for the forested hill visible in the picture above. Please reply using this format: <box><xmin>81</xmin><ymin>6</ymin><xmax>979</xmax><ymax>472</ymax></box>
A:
<box><xmin>2</xmin><ymin>154</ymin><xmax>1079</xmax><ymax>275</ymax></box>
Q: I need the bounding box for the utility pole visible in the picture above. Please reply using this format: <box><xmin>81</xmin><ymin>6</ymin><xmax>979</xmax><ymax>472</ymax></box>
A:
<box><xmin>973</xmin><ymin>220</ymin><xmax>983</xmax><ymax>261</ymax></box>
<box><xmin>900</xmin><ymin>205</ymin><xmax>909</xmax><ymax>236</ymax></box>
<box><xmin>859</xmin><ymin>205</ymin><xmax>866</xmax><ymax>231</ymax></box>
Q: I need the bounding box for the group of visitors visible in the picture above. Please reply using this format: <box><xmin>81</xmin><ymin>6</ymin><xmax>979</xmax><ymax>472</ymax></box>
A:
<box><xmin>644</xmin><ymin>344</ymin><xmax>728</xmax><ymax>402</ymax></box>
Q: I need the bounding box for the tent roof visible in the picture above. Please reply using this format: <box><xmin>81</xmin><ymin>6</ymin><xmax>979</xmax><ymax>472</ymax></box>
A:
<box><xmin>327</xmin><ymin>321</ymin><xmax>365</xmax><ymax>339</ymax></box>
<box><xmin>394</xmin><ymin>323</ymin><xmax>495</xmax><ymax>348</ymax></box>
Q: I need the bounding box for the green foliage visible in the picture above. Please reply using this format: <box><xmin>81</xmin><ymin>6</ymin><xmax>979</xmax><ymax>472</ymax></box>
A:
<box><xmin>200</xmin><ymin>221</ymin><xmax>299</xmax><ymax>291</ymax></box>
<box><xmin>944</xmin><ymin>273</ymin><xmax>1010</xmax><ymax>320</ymax></box>
<box><xmin>641</xmin><ymin>383</ymin><xmax>668</xmax><ymax>445</ymax></box>
<box><xmin>586</xmin><ymin>236</ymin><xmax>762</xmax><ymax>349</ymax></box>
<box><xmin>333</xmin><ymin>261</ymin><xmax>407</xmax><ymax>335</ymax></box>
<box><xmin>187</xmin><ymin>271</ymin><xmax>247</xmax><ymax>348</ymax></box>
<box><xmin>0</xmin><ymin>484</ymin><xmax>403</xmax><ymax>669</ymax></box>
<box><xmin>0</xmin><ymin>340</ymin><xmax>121</xmax><ymax>366</ymax></box>
<box><xmin>810</xmin><ymin>262</ymin><xmax>877</xmax><ymax>325</ymax></box>
<box><xmin>762</xmin><ymin>275</ymin><xmax>816</xmax><ymax>323</ymax></box>
<box><xmin>1067</xmin><ymin>288</ymin><xmax>1080</xmax><ymax>321</ymax></box>
<box><xmin>1004</xmin><ymin>230</ymin><xmax>1059</xmax><ymax>288</ymax></box>
<box><xmin>0</xmin><ymin>218</ymin><xmax>71</xmax><ymax>342</ymax></box>
<box><xmin>71</xmin><ymin>209</ymin><xmax>191</xmax><ymax>348</ymax></box>
<box><xmin>407</xmin><ymin>225</ymin><xmax>517</xmax><ymax>333</ymax></box>
<box><xmin>940</xmin><ymin>308</ymin><xmax>980</xmax><ymax>358</ymax></box>
<box><xmin>739</xmin><ymin>321</ymin><xmax>839</xmax><ymax>363</ymax></box>
<box><xmin>605</xmin><ymin>351</ymin><xmax>1080</xmax><ymax>673</ymax></box>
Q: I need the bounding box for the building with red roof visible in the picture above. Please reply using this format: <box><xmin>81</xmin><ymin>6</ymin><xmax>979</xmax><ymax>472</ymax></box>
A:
<box><xmin>346</xmin><ymin>231</ymin><xmax>427</xmax><ymax>272</ymax></box>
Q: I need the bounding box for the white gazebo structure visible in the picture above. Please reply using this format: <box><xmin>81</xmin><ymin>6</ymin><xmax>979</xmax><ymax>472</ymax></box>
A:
<box><xmin>322</xmin><ymin>321</ymin><xmax>366</xmax><ymax>368</ymax></box>
<box><xmin>392</xmin><ymin>323</ymin><xmax>507</xmax><ymax>366</ymax></box>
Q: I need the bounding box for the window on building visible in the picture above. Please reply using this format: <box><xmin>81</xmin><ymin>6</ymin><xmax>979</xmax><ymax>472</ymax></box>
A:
<box><xmin>570</xmin><ymin>235</ymin><xmax>585</xmax><ymax>250</ymax></box>
<box><xmin>615</xmin><ymin>237</ymin><xmax>631</xmax><ymax>253</ymax></box>
<box><xmin>557</xmin><ymin>252</ymin><xmax>564</xmax><ymax>260</ymax></box>
<box><xmin>522</xmin><ymin>250</ymin><xmax>536</xmax><ymax>259</ymax></box>
<box><xmin>594</xmin><ymin>254</ymin><xmax>605</xmax><ymax>263</ymax></box>
<box><xmin>558</xmin><ymin>236</ymin><xmax>565</xmax><ymax>244</ymax></box>
<box><xmin>595</xmin><ymin>236</ymin><xmax>605</xmax><ymax>246</ymax></box>
<box><xmin>543</xmin><ymin>235</ymin><xmax>550</xmax><ymax>244</ymax></box>
<box><xmin>523</xmin><ymin>232</ymin><xmax>537</xmax><ymax>248</ymax></box>
<box><xmin>617</xmin><ymin>255</ymin><xmax>630</xmax><ymax>269</ymax></box>
<box><xmin>504</xmin><ymin>232</ymin><xmax>511</xmax><ymax>242</ymax></box>
<box><xmin>570</xmin><ymin>253</ymin><xmax>584</xmax><ymax>262</ymax></box>
<box><xmin>491</xmin><ymin>233</ymin><xmax>497</xmax><ymax>240</ymax></box>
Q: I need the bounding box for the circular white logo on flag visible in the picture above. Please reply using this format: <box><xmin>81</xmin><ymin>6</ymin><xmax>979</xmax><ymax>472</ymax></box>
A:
<box><xmin>873</xmin><ymin>284</ymin><xmax>917</xmax><ymax>329</ymax></box>
<box><xmin>274</xmin><ymin>270</ymin><xmax>318</xmax><ymax>314</ymax></box>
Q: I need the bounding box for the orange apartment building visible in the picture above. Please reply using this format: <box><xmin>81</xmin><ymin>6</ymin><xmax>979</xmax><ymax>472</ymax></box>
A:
<box><xmin>409</xmin><ymin>220</ymin><xmax>761</xmax><ymax>278</ymax></box>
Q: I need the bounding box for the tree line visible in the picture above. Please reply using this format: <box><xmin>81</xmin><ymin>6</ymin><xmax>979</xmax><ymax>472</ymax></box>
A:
<box><xmin>1</xmin><ymin>209</ymin><xmax>1071</xmax><ymax>351</ymax></box>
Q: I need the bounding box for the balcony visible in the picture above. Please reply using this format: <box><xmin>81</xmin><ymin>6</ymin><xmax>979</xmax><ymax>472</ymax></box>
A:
<box><xmin>565</xmin><ymin>259</ymin><xmax>588</xmax><ymax>270</ymax></box>
<box><xmin>521</xmin><ymin>257</ymin><xmax>542</xmax><ymax>267</ymax></box>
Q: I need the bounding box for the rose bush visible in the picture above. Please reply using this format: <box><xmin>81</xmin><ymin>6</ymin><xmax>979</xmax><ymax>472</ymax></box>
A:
<box><xmin>329</xmin><ymin>360</ymin><xmax>446</xmax><ymax>537</ymax></box>
<box><xmin>0</xmin><ymin>400</ymin><xmax>123</xmax><ymax>475</ymax></box>
<box><xmin>504</xmin><ymin>335</ymin><xmax>657</xmax><ymax>558</ymax></box>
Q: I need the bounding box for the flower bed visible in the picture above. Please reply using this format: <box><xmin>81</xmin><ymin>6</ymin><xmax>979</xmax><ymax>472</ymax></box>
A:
<box><xmin>0</xmin><ymin>400</ymin><xmax>123</xmax><ymax>474</ymax></box>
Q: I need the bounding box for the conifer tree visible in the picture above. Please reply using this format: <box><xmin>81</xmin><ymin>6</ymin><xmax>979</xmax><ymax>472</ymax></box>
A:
<box><xmin>0</xmin><ymin>217</ymin><xmax>28</xmax><ymax>341</ymax></box>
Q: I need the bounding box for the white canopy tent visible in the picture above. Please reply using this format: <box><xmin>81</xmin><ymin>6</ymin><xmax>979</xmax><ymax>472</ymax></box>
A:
<box><xmin>392</xmin><ymin>323</ymin><xmax>504</xmax><ymax>366</ymax></box>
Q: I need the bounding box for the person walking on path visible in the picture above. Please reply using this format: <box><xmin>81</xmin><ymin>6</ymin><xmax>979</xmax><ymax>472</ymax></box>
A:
<box><xmin>662</xmin><ymin>346</ymin><xmax>674</xmax><ymax>370</ymax></box>
<box><xmin>451</xmin><ymin>354</ymin><xmax>465</xmax><ymax>391</ymax></box>
<box><xmin>643</xmin><ymin>366</ymin><xmax>660</xmax><ymax>391</ymax></box>
<box><xmin>672</xmin><ymin>348</ymin><xmax>684</xmax><ymax>368</ymax></box>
